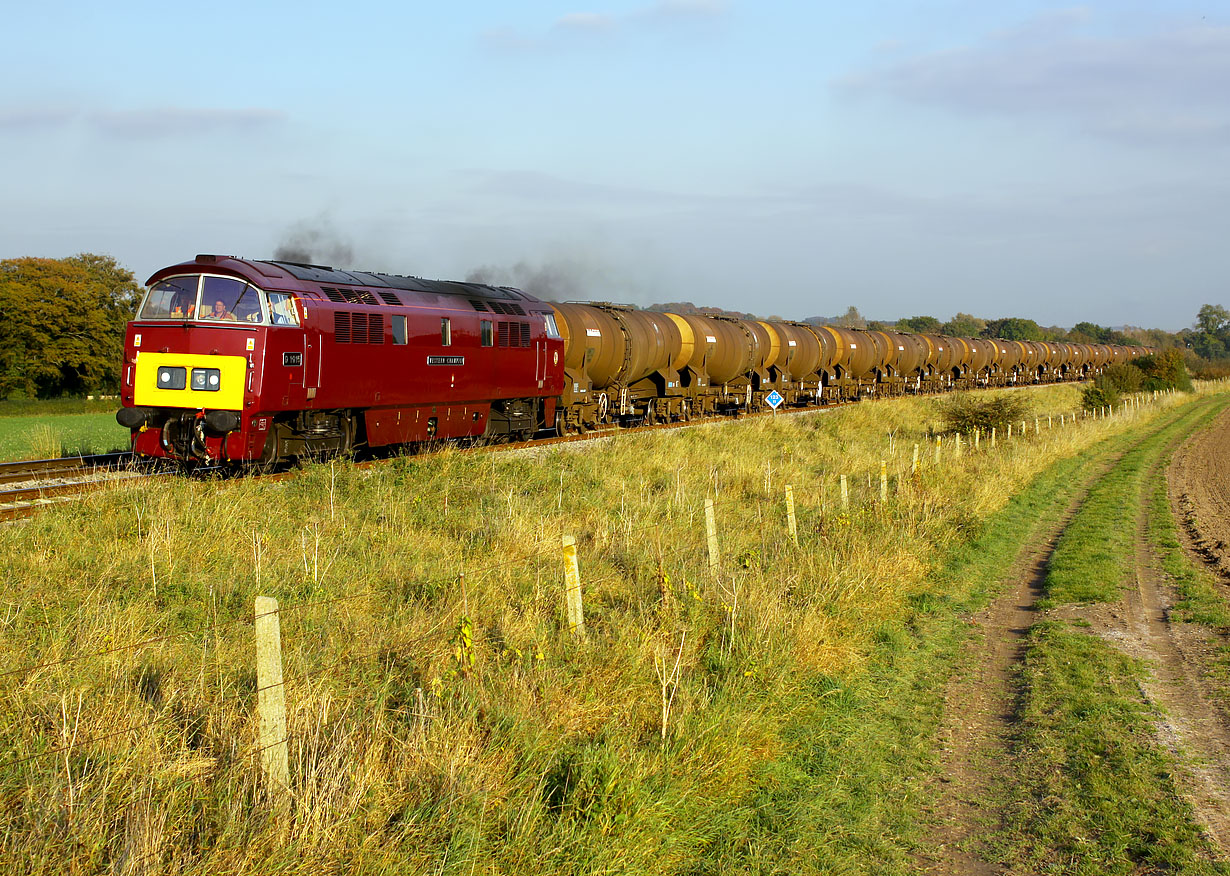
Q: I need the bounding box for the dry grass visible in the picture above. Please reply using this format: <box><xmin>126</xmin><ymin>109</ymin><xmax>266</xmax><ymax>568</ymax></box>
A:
<box><xmin>0</xmin><ymin>383</ymin><xmax>1204</xmax><ymax>874</ymax></box>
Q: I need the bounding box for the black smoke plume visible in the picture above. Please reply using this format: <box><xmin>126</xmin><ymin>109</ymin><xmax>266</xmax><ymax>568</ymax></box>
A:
<box><xmin>273</xmin><ymin>218</ymin><xmax>354</xmax><ymax>268</ymax></box>
<box><xmin>465</xmin><ymin>259</ymin><xmax>598</xmax><ymax>302</ymax></box>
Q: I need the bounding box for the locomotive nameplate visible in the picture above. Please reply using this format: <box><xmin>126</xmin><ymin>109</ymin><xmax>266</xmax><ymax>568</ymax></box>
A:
<box><xmin>427</xmin><ymin>355</ymin><xmax>465</xmax><ymax>366</ymax></box>
<box><xmin>283</xmin><ymin>352</ymin><xmax>303</xmax><ymax>367</ymax></box>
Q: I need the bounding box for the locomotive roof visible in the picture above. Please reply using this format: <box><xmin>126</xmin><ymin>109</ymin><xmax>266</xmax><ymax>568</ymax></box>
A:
<box><xmin>260</xmin><ymin>260</ymin><xmax>526</xmax><ymax>301</ymax></box>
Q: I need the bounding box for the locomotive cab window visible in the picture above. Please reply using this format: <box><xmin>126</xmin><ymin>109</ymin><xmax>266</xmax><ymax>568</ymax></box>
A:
<box><xmin>199</xmin><ymin>276</ymin><xmax>265</xmax><ymax>323</ymax></box>
<box><xmin>441</xmin><ymin>318</ymin><xmax>451</xmax><ymax>346</ymax></box>
<box><xmin>140</xmin><ymin>275</ymin><xmax>200</xmax><ymax>319</ymax></box>
<box><xmin>391</xmin><ymin>314</ymin><xmax>407</xmax><ymax>345</ymax></box>
<box><xmin>267</xmin><ymin>292</ymin><xmax>300</xmax><ymax>326</ymax></box>
<box><xmin>480</xmin><ymin>319</ymin><xmax>493</xmax><ymax>347</ymax></box>
<box><xmin>544</xmin><ymin>313</ymin><xmax>561</xmax><ymax>339</ymax></box>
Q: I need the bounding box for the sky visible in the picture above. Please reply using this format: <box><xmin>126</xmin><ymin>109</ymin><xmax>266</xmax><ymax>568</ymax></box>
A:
<box><xmin>2</xmin><ymin>1</ymin><xmax>1227</xmax><ymax>330</ymax></box>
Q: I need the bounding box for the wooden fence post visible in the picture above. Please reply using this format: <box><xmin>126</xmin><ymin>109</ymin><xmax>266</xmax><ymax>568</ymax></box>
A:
<box><xmin>704</xmin><ymin>498</ymin><xmax>721</xmax><ymax>578</ymax></box>
<box><xmin>911</xmin><ymin>443</ymin><xmax>919</xmax><ymax>475</ymax></box>
<box><xmin>840</xmin><ymin>475</ymin><xmax>849</xmax><ymax>511</ymax></box>
<box><xmin>561</xmin><ymin>535</ymin><xmax>586</xmax><ymax>638</ymax></box>
<box><xmin>254</xmin><ymin>596</ymin><xmax>289</xmax><ymax>798</ymax></box>
<box><xmin>990</xmin><ymin>426</ymin><xmax>996</xmax><ymax>448</ymax></box>
<box><xmin>955</xmin><ymin>433</ymin><xmax>962</xmax><ymax>458</ymax></box>
<box><xmin>784</xmin><ymin>485</ymin><xmax>798</xmax><ymax>545</ymax></box>
<box><xmin>934</xmin><ymin>435</ymin><xmax>941</xmax><ymax>466</ymax></box>
<box><xmin>879</xmin><ymin>460</ymin><xmax>887</xmax><ymax>503</ymax></box>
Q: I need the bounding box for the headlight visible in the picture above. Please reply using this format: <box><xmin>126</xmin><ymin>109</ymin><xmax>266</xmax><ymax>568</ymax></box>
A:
<box><xmin>157</xmin><ymin>366</ymin><xmax>186</xmax><ymax>390</ymax></box>
<box><xmin>191</xmin><ymin>368</ymin><xmax>221</xmax><ymax>392</ymax></box>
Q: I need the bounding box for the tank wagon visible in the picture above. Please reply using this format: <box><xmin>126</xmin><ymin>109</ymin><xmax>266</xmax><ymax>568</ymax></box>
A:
<box><xmin>117</xmin><ymin>255</ymin><xmax>1149</xmax><ymax>465</ymax></box>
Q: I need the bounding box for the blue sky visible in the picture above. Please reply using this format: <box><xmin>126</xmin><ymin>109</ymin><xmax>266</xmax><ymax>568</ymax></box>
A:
<box><xmin>2</xmin><ymin>1</ymin><xmax>1226</xmax><ymax>329</ymax></box>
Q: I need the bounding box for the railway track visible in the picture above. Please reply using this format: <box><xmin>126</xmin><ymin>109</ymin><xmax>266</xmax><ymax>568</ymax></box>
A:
<box><xmin>0</xmin><ymin>452</ymin><xmax>154</xmax><ymax>522</ymax></box>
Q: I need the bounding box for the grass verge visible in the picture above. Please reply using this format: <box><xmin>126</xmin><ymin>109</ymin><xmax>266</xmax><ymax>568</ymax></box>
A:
<box><xmin>1005</xmin><ymin>621</ymin><xmax>1227</xmax><ymax>875</ymax></box>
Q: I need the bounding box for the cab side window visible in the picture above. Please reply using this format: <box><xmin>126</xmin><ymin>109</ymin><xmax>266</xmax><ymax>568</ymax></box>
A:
<box><xmin>391</xmin><ymin>314</ymin><xmax>407</xmax><ymax>345</ymax></box>
<box><xmin>441</xmin><ymin>318</ymin><xmax>452</xmax><ymax>346</ymax></box>
<box><xmin>480</xmin><ymin>319</ymin><xmax>493</xmax><ymax>347</ymax></box>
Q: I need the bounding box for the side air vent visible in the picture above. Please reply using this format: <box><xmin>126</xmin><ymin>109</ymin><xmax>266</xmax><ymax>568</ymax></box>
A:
<box><xmin>490</xmin><ymin>301</ymin><xmax>527</xmax><ymax>316</ymax></box>
<box><xmin>496</xmin><ymin>321</ymin><xmax>532</xmax><ymax>348</ymax></box>
<box><xmin>334</xmin><ymin>312</ymin><xmax>384</xmax><ymax>343</ymax></box>
<box><xmin>469</xmin><ymin>300</ymin><xmax>489</xmax><ymax>312</ymax></box>
<box><xmin>376</xmin><ymin>291</ymin><xmax>401</xmax><ymax>306</ymax></box>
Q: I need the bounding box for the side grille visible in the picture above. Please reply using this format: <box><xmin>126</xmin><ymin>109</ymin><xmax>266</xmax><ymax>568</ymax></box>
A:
<box><xmin>334</xmin><ymin>312</ymin><xmax>384</xmax><ymax>343</ymax></box>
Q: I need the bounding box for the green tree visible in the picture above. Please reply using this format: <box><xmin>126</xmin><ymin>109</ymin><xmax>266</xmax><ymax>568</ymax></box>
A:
<box><xmin>896</xmin><ymin>315</ymin><xmax>941</xmax><ymax>333</ymax></box>
<box><xmin>834</xmin><ymin>306</ymin><xmax>866</xmax><ymax>329</ymax></box>
<box><xmin>1196</xmin><ymin>304</ymin><xmax>1229</xmax><ymax>335</ymax></box>
<box><xmin>0</xmin><ymin>254</ymin><xmax>141</xmax><ymax>398</ymax></box>
<box><xmin>942</xmin><ymin>312</ymin><xmax>985</xmax><ymax>337</ymax></box>
<box><xmin>982</xmin><ymin>317</ymin><xmax>1043</xmax><ymax>341</ymax></box>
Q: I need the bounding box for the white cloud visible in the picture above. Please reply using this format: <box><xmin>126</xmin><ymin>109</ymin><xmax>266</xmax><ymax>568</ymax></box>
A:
<box><xmin>838</xmin><ymin>14</ymin><xmax>1230</xmax><ymax>146</ymax></box>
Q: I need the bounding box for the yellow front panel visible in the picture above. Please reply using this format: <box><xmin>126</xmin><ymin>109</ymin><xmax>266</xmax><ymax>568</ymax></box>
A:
<box><xmin>134</xmin><ymin>352</ymin><xmax>247</xmax><ymax>411</ymax></box>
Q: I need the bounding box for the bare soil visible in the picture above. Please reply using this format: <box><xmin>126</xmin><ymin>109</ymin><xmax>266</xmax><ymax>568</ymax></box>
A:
<box><xmin>925</xmin><ymin>407</ymin><xmax>1230</xmax><ymax>870</ymax></box>
<box><xmin>1169</xmin><ymin>406</ymin><xmax>1230</xmax><ymax>581</ymax></box>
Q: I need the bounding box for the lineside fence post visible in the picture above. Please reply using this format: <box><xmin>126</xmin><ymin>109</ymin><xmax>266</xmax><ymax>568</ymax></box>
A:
<box><xmin>254</xmin><ymin>596</ymin><xmax>290</xmax><ymax>800</ymax></box>
<box><xmin>704</xmin><ymin>498</ymin><xmax>721</xmax><ymax>578</ymax></box>
<box><xmin>561</xmin><ymin>535</ymin><xmax>586</xmax><ymax>639</ymax></box>
<box><xmin>879</xmin><ymin>460</ymin><xmax>887</xmax><ymax>503</ymax></box>
<box><xmin>840</xmin><ymin>475</ymin><xmax>849</xmax><ymax>511</ymax></box>
<box><xmin>784</xmin><ymin>485</ymin><xmax>798</xmax><ymax>545</ymax></box>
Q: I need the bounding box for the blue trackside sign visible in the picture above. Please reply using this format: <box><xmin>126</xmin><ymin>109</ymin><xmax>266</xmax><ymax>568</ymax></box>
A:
<box><xmin>766</xmin><ymin>390</ymin><xmax>784</xmax><ymax>410</ymax></box>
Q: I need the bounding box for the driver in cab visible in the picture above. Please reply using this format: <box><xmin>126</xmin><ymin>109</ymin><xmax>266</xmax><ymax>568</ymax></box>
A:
<box><xmin>204</xmin><ymin>300</ymin><xmax>238</xmax><ymax>321</ymax></box>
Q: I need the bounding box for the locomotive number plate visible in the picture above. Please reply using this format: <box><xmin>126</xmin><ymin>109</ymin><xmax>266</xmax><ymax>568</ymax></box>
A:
<box><xmin>283</xmin><ymin>352</ymin><xmax>303</xmax><ymax>367</ymax></box>
<box><xmin>427</xmin><ymin>356</ymin><xmax>465</xmax><ymax>366</ymax></box>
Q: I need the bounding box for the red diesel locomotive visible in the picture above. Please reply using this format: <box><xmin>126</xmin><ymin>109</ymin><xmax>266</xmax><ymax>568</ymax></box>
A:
<box><xmin>116</xmin><ymin>255</ymin><xmax>565</xmax><ymax>464</ymax></box>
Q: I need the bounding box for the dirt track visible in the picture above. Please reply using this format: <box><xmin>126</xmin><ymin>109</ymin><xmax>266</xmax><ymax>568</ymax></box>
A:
<box><xmin>925</xmin><ymin>401</ymin><xmax>1230</xmax><ymax>871</ymax></box>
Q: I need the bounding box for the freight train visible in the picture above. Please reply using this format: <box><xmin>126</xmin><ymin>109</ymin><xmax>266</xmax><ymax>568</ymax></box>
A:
<box><xmin>115</xmin><ymin>255</ymin><xmax>1148</xmax><ymax>465</ymax></box>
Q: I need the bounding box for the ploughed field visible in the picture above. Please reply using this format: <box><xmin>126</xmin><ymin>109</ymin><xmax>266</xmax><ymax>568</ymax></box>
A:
<box><xmin>2</xmin><ymin>382</ymin><xmax>1228</xmax><ymax>875</ymax></box>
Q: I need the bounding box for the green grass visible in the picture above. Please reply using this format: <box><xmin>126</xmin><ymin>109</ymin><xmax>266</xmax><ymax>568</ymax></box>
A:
<box><xmin>0</xmin><ymin>396</ymin><xmax>120</xmax><ymax>417</ymax></box>
<box><xmin>0</xmin><ymin>411</ymin><xmax>131</xmax><ymax>459</ymax></box>
<box><xmin>1042</xmin><ymin>397</ymin><xmax>1230</xmax><ymax>606</ymax></box>
<box><xmin>1002</xmin><ymin>621</ymin><xmax>1228</xmax><ymax>875</ymax></box>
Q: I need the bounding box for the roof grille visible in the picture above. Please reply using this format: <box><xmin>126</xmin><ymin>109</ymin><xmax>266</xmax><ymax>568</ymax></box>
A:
<box><xmin>376</xmin><ymin>291</ymin><xmax>402</xmax><ymax>306</ymax></box>
<box><xmin>321</xmin><ymin>286</ymin><xmax>380</xmax><ymax>306</ymax></box>
<box><xmin>469</xmin><ymin>300</ymin><xmax>489</xmax><ymax>312</ymax></box>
